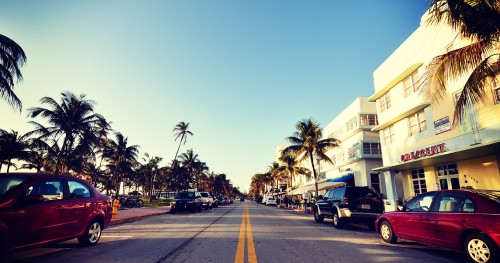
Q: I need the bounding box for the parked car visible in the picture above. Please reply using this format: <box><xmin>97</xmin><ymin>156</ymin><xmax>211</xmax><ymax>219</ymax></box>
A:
<box><xmin>314</xmin><ymin>185</ymin><xmax>384</xmax><ymax>229</ymax></box>
<box><xmin>376</xmin><ymin>189</ymin><xmax>500</xmax><ymax>263</ymax></box>
<box><xmin>0</xmin><ymin>173</ymin><xmax>113</xmax><ymax>254</ymax></box>
<box><xmin>265</xmin><ymin>197</ymin><xmax>277</xmax><ymax>206</ymax></box>
<box><xmin>215</xmin><ymin>196</ymin><xmax>225</xmax><ymax>206</ymax></box>
<box><xmin>170</xmin><ymin>191</ymin><xmax>203</xmax><ymax>213</ymax></box>
<box><xmin>199</xmin><ymin>192</ymin><xmax>215</xmax><ymax>209</ymax></box>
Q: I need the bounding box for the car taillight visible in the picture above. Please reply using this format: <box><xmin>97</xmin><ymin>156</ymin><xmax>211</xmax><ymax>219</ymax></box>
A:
<box><xmin>343</xmin><ymin>197</ymin><xmax>349</xmax><ymax>204</ymax></box>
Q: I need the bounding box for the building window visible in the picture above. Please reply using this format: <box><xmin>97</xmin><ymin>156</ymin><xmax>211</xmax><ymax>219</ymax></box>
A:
<box><xmin>345</xmin><ymin>116</ymin><xmax>358</xmax><ymax>133</ymax></box>
<box><xmin>371</xmin><ymin>173</ymin><xmax>381</xmax><ymax>194</ymax></box>
<box><xmin>347</xmin><ymin>143</ymin><xmax>360</xmax><ymax>159</ymax></box>
<box><xmin>360</xmin><ymin>114</ymin><xmax>378</xmax><ymax>126</ymax></box>
<box><xmin>379</xmin><ymin>93</ymin><xmax>391</xmax><ymax>113</ymax></box>
<box><xmin>436</xmin><ymin>163</ymin><xmax>458</xmax><ymax>176</ymax></box>
<box><xmin>363</xmin><ymin>143</ymin><xmax>381</xmax><ymax>155</ymax></box>
<box><xmin>403</xmin><ymin>69</ymin><xmax>420</xmax><ymax>97</ymax></box>
<box><xmin>408</xmin><ymin>110</ymin><xmax>427</xmax><ymax>136</ymax></box>
<box><xmin>412</xmin><ymin>168</ymin><xmax>427</xmax><ymax>195</ymax></box>
<box><xmin>382</xmin><ymin>125</ymin><xmax>395</xmax><ymax>145</ymax></box>
<box><xmin>493</xmin><ymin>75</ymin><xmax>500</xmax><ymax>104</ymax></box>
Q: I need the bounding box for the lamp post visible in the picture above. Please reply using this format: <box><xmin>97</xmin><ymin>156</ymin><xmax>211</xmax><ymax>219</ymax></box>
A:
<box><xmin>149</xmin><ymin>168</ymin><xmax>156</xmax><ymax>202</ymax></box>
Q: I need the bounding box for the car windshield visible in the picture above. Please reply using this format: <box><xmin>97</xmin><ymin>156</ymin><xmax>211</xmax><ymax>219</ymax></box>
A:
<box><xmin>176</xmin><ymin>192</ymin><xmax>195</xmax><ymax>199</ymax></box>
<box><xmin>0</xmin><ymin>175</ymin><xmax>29</xmax><ymax>198</ymax></box>
<box><xmin>475</xmin><ymin>190</ymin><xmax>500</xmax><ymax>205</ymax></box>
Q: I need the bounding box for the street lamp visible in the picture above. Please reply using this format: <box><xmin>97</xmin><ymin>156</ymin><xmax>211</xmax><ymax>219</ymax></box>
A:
<box><xmin>149</xmin><ymin>168</ymin><xmax>156</xmax><ymax>202</ymax></box>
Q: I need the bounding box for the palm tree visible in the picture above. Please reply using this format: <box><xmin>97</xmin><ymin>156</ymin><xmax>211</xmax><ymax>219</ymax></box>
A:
<box><xmin>103</xmin><ymin>132</ymin><xmax>139</xmax><ymax>197</ymax></box>
<box><xmin>165</xmin><ymin>160</ymin><xmax>191</xmax><ymax>192</ymax></box>
<box><xmin>0</xmin><ymin>34</ymin><xmax>27</xmax><ymax>111</ymax></box>
<box><xmin>172</xmin><ymin>121</ymin><xmax>193</xmax><ymax>162</ymax></box>
<box><xmin>421</xmin><ymin>0</ymin><xmax>500</xmax><ymax>124</ymax></box>
<box><xmin>178</xmin><ymin>149</ymin><xmax>200</xmax><ymax>189</ymax></box>
<box><xmin>193</xmin><ymin>161</ymin><xmax>209</xmax><ymax>191</ymax></box>
<box><xmin>282</xmin><ymin>118</ymin><xmax>341</xmax><ymax>198</ymax></box>
<box><xmin>277</xmin><ymin>153</ymin><xmax>310</xmax><ymax>193</ymax></box>
<box><xmin>141</xmin><ymin>153</ymin><xmax>163</xmax><ymax>201</ymax></box>
<box><xmin>26</xmin><ymin>92</ymin><xmax>105</xmax><ymax>175</ymax></box>
<box><xmin>0</xmin><ymin>129</ymin><xmax>30</xmax><ymax>172</ymax></box>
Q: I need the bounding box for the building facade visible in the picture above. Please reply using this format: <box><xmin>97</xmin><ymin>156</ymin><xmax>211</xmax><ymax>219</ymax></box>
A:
<box><xmin>370</xmin><ymin>12</ymin><xmax>500</xmax><ymax>210</ymax></box>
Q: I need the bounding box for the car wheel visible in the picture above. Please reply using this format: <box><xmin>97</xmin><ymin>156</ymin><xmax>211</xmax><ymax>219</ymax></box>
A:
<box><xmin>314</xmin><ymin>208</ymin><xmax>324</xmax><ymax>223</ymax></box>
<box><xmin>465</xmin><ymin>233</ymin><xmax>498</xmax><ymax>263</ymax></box>
<box><xmin>332</xmin><ymin>211</ymin><xmax>344</xmax><ymax>229</ymax></box>
<box><xmin>380</xmin><ymin>220</ymin><xmax>397</xmax><ymax>243</ymax></box>
<box><xmin>78</xmin><ymin>220</ymin><xmax>102</xmax><ymax>247</ymax></box>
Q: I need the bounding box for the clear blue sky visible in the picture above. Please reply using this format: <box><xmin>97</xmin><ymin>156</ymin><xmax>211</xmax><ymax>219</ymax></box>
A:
<box><xmin>1</xmin><ymin>0</ymin><xmax>428</xmax><ymax>192</ymax></box>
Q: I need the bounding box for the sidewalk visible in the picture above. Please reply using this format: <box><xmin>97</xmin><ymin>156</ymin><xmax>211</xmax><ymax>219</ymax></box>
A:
<box><xmin>110</xmin><ymin>206</ymin><xmax>171</xmax><ymax>225</ymax></box>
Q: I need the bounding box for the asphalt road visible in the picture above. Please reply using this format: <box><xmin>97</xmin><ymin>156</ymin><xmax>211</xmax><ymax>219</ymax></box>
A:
<box><xmin>4</xmin><ymin>201</ymin><xmax>468</xmax><ymax>263</ymax></box>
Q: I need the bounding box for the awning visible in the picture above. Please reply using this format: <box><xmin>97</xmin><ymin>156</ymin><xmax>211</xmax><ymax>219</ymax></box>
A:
<box><xmin>307</xmin><ymin>181</ymin><xmax>345</xmax><ymax>192</ymax></box>
<box><xmin>288</xmin><ymin>184</ymin><xmax>313</xmax><ymax>195</ymax></box>
<box><xmin>325</xmin><ymin>173</ymin><xmax>354</xmax><ymax>183</ymax></box>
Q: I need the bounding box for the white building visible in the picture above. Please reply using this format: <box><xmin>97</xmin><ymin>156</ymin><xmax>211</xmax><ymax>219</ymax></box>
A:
<box><xmin>370</xmin><ymin>11</ymin><xmax>500</xmax><ymax>210</ymax></box>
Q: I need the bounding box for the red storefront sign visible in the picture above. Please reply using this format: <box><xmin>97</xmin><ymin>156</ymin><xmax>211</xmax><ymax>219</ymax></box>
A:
<box><xmin>400</xmin><ymin>143</ymin><xmax>446</xmax><ymax>162</ymax></box>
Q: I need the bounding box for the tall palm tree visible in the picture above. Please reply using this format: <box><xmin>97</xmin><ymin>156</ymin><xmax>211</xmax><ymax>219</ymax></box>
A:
<box><xmin>267</xmin><ymin>162</ymin><xmax>282</xmax><ymax>193</ymax></box>
<box><xmin>26</xmin><ymin>92</ymin><xmax>105</xmax><ymax>175</ymax></box>
<box><xmin>421</xmin><ymin>0</ymin><xmax>500</xmax><ymax>124</ymax></box>
<box><xmin>277</xmin><ymin>153</ymin><xmax>310</xmax><ymax>193</ymax></box>
<box><xmin>282</xmin><ymin>118</ymin><xmax>341</xmax><ymax>198</ymax></box>
<box><xmin>0</xmin><ymin>129</ymin><xmax>30</xmax><ymax>172</ymax></box>
<box><xmin>0</xmin><ymin>34</ymin><xmax>27</xmax><ymax>111</ymax></box>
<box><xmin>103</xmin><ymin>132</ymin><xmax>139</xmax><ymax>197</ymax></box>
<box><xmin>172</xmin><ymin>121</ymin><xmax>193</xmax><ymax>162</ymax></box>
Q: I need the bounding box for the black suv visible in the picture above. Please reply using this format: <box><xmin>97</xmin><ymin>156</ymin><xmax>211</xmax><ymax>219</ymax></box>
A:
<box><xmin>170</xmin><ymin>191</ymin><xmax>203</xmax><ymax>213</ymax></box>
<box><xmin>314</xmin><ymin>186</ymin><xmax>384</xmax><ymax>230</ymax></box>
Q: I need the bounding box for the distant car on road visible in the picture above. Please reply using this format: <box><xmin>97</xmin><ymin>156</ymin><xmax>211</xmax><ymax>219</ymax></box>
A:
<box><xmin>198</xmin><ymin>192</ymin><xmax>215</xmax><ymax>209</ymax></box>
<box><xmin>0</xmin><ymin>173</ymin><xmax>113</xmax><ymax>254</ymax></box>
<box><xmin>314</xmin><ymin>185</ymin><xmax>384</xmax><ymax>230</ymax></box>
<box><xmin>376</xmin><ymin>189</ymin><xmax>500</xmax><ymax>263</ymax></box>
<box><xmin>265</xmin><ymin>197</ymin><xmax>277</xmax><ymax>206</ymax></box>
<box><xmin>170</xmin><ymin>191</ymin><xmax>203</xmax><ymax>213</ymax></box>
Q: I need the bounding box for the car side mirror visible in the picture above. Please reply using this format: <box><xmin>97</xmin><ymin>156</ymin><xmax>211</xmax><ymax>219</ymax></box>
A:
<box><xmin>22</xmin><ymin>194</ymin><xmax>45</xmax><ymax>203</ymax></box>
<box><xmin>317</xmin><ymin>195</ymin><xmax>323</xmax><ymax>200</ymax></box>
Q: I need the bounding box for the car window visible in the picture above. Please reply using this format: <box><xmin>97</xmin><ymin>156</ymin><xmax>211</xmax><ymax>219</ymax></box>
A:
<box><xmin>436</xmin><ymin>193</ymin><xmax>467</xmax><ymax>212</ymax></box>
<box><xmin>176</xmin><ymin>192</ymin><xmax>194</xmax><ymax>199</ymax></box>
<box><xmin>406</xmin><ymin>193</ymin><xmax>436</xmax><ymax>212</ymax></box>
<box><xmin>463</xmin><ymin>199</ymin><xmax>475</xmax><ymax>212</ymax></box>
<box><xmin>200</xmin><ymin>192</ymin><xmax>209</xmax><ymax>197</ymax></box>
<box><xmin>68</xmin><ymin>180</ymin><xmax>91</xmax><ymax>198</ymax></box>
<box><xmin>26</xmin><ymin>179</ymin><xmax>63</xmax><ymax>201</ymax></box>
<box><xmin>348</xmin><ymin>187</ymin><xmax>381</xmax><ymax>201</ymax></box>
<box><xmin>0</xmin><ymin>175</ymin><xmax>28</xmax><ymax>197</ymax></box>
<box><xmin>333</xmin><ymin>187</ymin><xmax>345</xmax><ymax>200</ymax></box>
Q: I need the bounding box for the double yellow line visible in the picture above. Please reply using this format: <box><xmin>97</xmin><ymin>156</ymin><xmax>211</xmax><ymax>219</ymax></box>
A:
<box><xmin>234</xmin><ymin>203</ymin><xmax>258</xmax><ymax>263</ymax></box>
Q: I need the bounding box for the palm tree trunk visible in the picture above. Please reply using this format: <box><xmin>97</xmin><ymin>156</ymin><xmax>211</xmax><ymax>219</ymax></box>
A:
<box><xmin>309</xmin><ymin>154</ymin><xmax>319</xmax><ymax>199</ymax></box>
<box><xmin>172</xmin><ymin>134</ymin><xmax>185</xmax><ymax>163</ymax></box>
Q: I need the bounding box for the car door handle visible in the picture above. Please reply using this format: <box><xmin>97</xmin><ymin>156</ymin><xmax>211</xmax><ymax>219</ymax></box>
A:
<box><xmin>56</xmin><ymin>205</ymin><xmax>64</xmax><ymax>210</ymax></box>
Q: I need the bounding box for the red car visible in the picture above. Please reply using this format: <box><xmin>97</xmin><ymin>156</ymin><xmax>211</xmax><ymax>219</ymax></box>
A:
<box><xmin>0</xmin><ymin>173</ymin><xmax>112</xmax><ymax>254</ymax></box>
<box><xmin>376</xmin><ymin>189</ymin><xmax>500</xmax><ymax>263</ymax></box>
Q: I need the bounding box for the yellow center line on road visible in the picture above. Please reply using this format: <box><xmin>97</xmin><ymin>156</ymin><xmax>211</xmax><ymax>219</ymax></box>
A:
<box><xmin>234</xmin><ymin>203</ymin><xmax>258</xmax><ymax>263</ymax></box>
